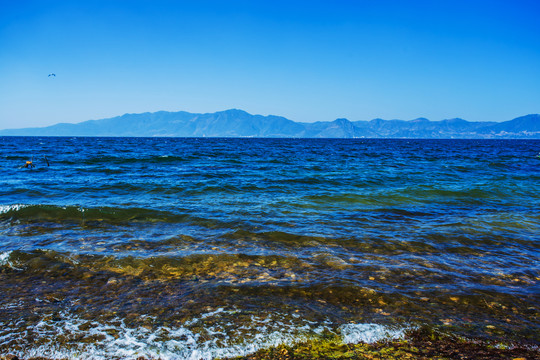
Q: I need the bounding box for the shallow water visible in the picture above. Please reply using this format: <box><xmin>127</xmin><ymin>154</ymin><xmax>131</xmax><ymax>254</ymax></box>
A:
<box><xmin>1</xmin><ymin>137</ymin><xmax>539</xmax><ymax>359</ymax></box>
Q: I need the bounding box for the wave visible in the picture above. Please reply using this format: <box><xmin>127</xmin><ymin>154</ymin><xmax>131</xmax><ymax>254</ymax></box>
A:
<box><xmin>0</xmin><ymin>204</ymin><xmax>28</xmax><ymax>214</ymax></box>
<box><xmin>1</xmin><ymin>248</ymin><xmax>538</xmax><ymax>349</ymax></box>
<box><xmin>2</xmin><ymin>248</ymin><xmax>538</xmax><ymax>305</ymax></box>
<box><xmin>0</xmin><ymin>250</ymin><xmax>12</xmax><ymax>266</ymax></box>
<box><xmin>0</xmin><ymin>249</ymin><xmax>309</xmax><ymax>286</ymax></box>
<box><xmin>0</xmin><ymin>204</ymin><xmax>220</xmax><ymax>227</ymax></box>
<box><xmin>0</xmin><ymin>308</ymin><xmax>404</xmax><ymax>360</ymax></box>
<box><xmin>341</xmin><ymin>323</ymin><xmax>405</xmax><ymax>344</ymax></box>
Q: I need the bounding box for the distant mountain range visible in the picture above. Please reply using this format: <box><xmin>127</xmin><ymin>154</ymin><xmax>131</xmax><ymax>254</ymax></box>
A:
<box><xmin>1</xmin><ymin>109</ymin><xmax>539</xmax><ymax>138</ymax></box>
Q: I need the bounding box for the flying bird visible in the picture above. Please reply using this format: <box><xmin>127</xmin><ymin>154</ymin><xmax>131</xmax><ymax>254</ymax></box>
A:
<box><xmin>48</xmin><ymin>73</ymin><xmax>56</xmax><ymax>77</ymax></box>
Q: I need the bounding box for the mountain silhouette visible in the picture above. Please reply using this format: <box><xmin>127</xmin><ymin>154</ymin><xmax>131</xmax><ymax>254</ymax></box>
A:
<box><xmin>1</xmin><ymin>110</ymin><xmax>539</xmax><ymax>138</ymax></box>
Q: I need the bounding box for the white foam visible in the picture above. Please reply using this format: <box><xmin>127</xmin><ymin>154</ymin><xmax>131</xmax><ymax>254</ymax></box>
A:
<box><xmin>340</xmin><ymin>323</ymin><xmax>405</xmax><ymax>344</ymax></box>
<box><xmin>0</xmin><ymin>251</ymin><xmax>12</xmax><ymax>266</ymax></box>
<box><xmin>0</xmin><ymin>308</ymin><xmax>408</xmax><ymax>359</ymax></box>
<box><xmin>0</xmin><ymin>204</ymin><xmax>27</xmax><ymax>214</ymax></box>
<box><xmin>0</xmin><ymin>310</ymin><xmax>330</xmax><ymax>360</ymax></box>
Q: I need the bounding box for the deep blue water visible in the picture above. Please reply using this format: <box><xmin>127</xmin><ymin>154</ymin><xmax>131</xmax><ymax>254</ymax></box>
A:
<box><xmin>1</xmin><ymin>137</ymin><xmax>539</xmax><ymax>359</ymax></box>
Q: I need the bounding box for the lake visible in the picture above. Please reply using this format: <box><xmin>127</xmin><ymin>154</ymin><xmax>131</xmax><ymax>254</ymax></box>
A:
<box><xmin>1</xmin><ymin>137</ymin><xmax>539</xmax><ymax>359</ymax></box>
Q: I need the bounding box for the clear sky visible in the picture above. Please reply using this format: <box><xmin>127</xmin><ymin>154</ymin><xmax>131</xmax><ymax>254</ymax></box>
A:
<box><xmin>0</xmin><ymin>0</ymin><xmax>539</xmax><ymax>129</ymax></box>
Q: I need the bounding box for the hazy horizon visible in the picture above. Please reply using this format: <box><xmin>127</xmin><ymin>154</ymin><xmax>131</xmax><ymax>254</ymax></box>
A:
<box><xmin>1</xmin><ymin>1</ymin><xmax>539</xmax><ymax>129</ymax></box>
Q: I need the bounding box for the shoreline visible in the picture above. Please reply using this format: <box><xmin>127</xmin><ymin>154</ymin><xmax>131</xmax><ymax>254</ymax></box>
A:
<box><xmin>222</xmin><ymin>328</ymin><xmax>539</xmax><ymax>360</ymax></box>
<box><xmin>2</xmin><ymin>328</ymin><xmax>538</xmax><ymax>360</ymax></box>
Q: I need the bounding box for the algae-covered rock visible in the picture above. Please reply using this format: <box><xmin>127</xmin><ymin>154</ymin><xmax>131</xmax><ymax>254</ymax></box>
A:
<box><xmin>219</xmin><ymin>327</ymin><xmax>540</xmax><ymax>360</ymax></box>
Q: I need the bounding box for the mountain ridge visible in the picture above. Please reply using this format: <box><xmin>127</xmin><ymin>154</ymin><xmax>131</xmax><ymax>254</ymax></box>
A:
<box><xmin>1</xmin><ymin>110</ymin><xmax>539</xmax><ymax>138</ymax></box>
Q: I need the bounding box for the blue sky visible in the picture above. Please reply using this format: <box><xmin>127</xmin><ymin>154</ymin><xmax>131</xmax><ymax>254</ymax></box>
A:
<box><xmin>0</xmin><ymin>0</ymin><xmax>539</xmax><ymax>129</ymax></box>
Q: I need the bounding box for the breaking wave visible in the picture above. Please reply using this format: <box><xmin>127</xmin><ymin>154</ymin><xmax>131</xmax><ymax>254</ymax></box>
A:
<box><xmin>0</xmin><ymin>309</ymin><xmax>404</xmax><ymax>360</ymax></box>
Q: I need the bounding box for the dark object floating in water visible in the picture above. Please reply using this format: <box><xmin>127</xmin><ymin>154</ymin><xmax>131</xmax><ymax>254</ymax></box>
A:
<box><xmin>20</xmin><ymin>158</ymin><xmax>34</xmax><ymax>169</ymax></box>
<box><xmin>19</xmin><ymin>156</ymin><xmax>49</xmax><ymax>169</ymax></box>
<box><xmin>48</xmin><ymin>73</ymin><xmax>56</xmax><ymax>77</ymax></box>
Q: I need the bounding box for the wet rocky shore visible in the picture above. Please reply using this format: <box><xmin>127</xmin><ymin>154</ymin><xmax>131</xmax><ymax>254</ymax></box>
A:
<box><xmin>1</xmin><ymin>327</ymin><xmax>538</xmax><ymax>360</ymax></box>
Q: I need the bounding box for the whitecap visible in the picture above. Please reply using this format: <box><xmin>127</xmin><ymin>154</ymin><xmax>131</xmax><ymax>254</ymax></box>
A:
<box><xmin>0</xmin><ymin>251</ymin><xmax>12</xmax><ymax>266</ymax></box>
<box><xmin>0</xmin><ymin>204</ymin><xmax>27</xmax><ymax>214</ymax></box>
<box><xmin>0</xmin><ymin>307</ymin><xmax>409</xmax><ymax>359</ymax></box>
<box><xmin>340</xmin><ymin>323</ymin><xmax>405</xmax><ymax>344</ymax></box>
<box><xmin>0</xmin><ymin>310</ymin><xmax>324</xmax><ymax>360</ymax></box>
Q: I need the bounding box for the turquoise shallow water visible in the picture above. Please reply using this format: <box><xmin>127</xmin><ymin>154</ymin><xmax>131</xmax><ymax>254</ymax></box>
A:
<box><xmin>0</xmin><ymin>137</ymin><xmax>539</xmax><ymax>359</ymax></box>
